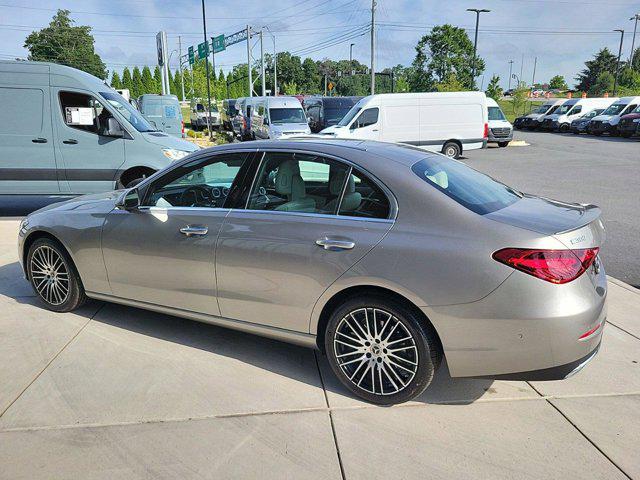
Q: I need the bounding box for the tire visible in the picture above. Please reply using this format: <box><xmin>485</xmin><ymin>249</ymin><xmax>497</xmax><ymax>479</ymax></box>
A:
<box><xmin>621</xmin><ymin>132</ymin><xmax>632</xmax><ymax>138</ymax></box>
<box><xmin>324</xmin><ymin>295</ymin><xmax>441</xmax><ymax>405</ymax></box>
<box><xmin>27</xmin><ymin>238</ymin><xmax>86</xmax><ymax>313</ymax></box>
<box><xmin>442</xmin><ymin>141</ymin><xmax>461</xmax><ymax>158</ymax></box>
<box><xmin>559</xmin><ymin>124</ymin><xmax>570</xmax><ymax>133</ymax></box>
<box><xmin>498</xmin><ymin>141</ymin><xmax>509</xmax><ymax>148</ymax></box>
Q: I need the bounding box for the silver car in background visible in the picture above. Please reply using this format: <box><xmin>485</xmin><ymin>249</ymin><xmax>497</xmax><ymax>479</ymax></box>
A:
<box><xmin>18</xmin><ymin>140</ymin><xmax>606</xmax><ymax>405</ymax></box>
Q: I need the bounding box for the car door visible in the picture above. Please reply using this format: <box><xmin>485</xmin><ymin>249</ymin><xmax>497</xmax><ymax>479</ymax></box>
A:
<box><xmin>215</xmin><ymin>149</ymin><xmax>394</xmax><ymax>333</ymax></box>
<box><xmin>52</xmin><ymin>89</ymin><xmax>126</xmax><ymax>194</ymax></box>
<box><xmin>0</xmin><ymin>83</ymin><xmax>60</xmax><ymax>194</ymax></box>
<box><xmin>101</xmin><ymin>151</ymin><xmax>254</xmax><ymax>315</ymax></box>
<box><xmin>348</xmin><ymin>107</ymin><xmax>381</xmax><ymax>140</ymax></box>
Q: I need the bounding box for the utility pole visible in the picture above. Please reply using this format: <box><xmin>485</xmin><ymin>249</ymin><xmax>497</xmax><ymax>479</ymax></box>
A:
<box><xmin>263</xmin><ymin>26</ymin><xmax>277</xmax><ymax>95</ymax></box>
<box><xmin>324</xmin><ymin>74</ymin><xmax>328</xmax><ymax>96</ymax></box>
<box><xmin>519</xmin><ymin>53</ymin><xmax>524</xmax><ymax>85</ymax></box>
<box><xmin>630</xmin><ymin>14</ymin><xmax>640</xmax><ymax>64</ymax></box>
<box><xmin>201</xmin><ymin>0</ymin><xmax>213</xmax><ymax>136</ymax></box>
<box><xmin>614</xmin><ymin>29</ymin><xmax>625</xmax><ymax>96</ymax></box>
<box><xmin>246</xmin><ymin>25</ymin><xmax>253</xmax><ymax>97</ymax></box>
<box><xmin>370</xmin><ymin>0</ymin><xmax>376</xmax><ymax>95</ymax></box>
<box><xmin>531</xmin><ymin>56</ymin><xmax>537</xmax><ymax>89</ymax></box>
<box><xmin>260</xmin><ymin>30</ymin><xmax>266</xmax><ymax>96</ymax></box>
<box><xmin>350</xmin><ymin>43</ymin><xmax>355</xmax><ymax>75</ymax></box>
<box><xmin>178</xmin><ymin>36</ymin><xmax>186</xmax><ymax>101</ymax></box>
<box><xmin>467</xmin><ymin>8</ymin><xmax>490</xmax><ymax>89</ymax></box>
<box><xmin>508</xmin><ymin>60</ymin><xmax>514</xmax><ymax>90</ymax></box>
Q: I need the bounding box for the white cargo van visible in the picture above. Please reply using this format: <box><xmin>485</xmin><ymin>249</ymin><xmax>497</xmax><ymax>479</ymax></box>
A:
<box><xmin>588</xmin><ymin>96</ymin><xmax>640</xmax><ymax>135</ymax></box>
<box><xmin>486</xmin><ymin>97</ymin><xmax>513</xmax><ymax>147</ymax></box>
<box><xmin>513</xmin><ymin>99</ymin><xmax>565</xmax><ymax>130</ymax></box>
<box><xmin>320</xmin><ymin>92</ymin><xmax>488</xmax><ymax>158</ymax></box>
<box><xmin>540</xmin><ymin>97</ymin><xmax>617</xmax><ymax>132</ymax></box>
<box><xmin>244</xmin><ymin>96</ymin><xmax>310</xmax><ymax>141</ymax></box>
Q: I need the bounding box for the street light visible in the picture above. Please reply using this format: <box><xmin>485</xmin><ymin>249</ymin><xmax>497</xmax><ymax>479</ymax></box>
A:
<box><xmin>508</xmin><ymin>59</ymin><xmax>514</xmax><ymax>90</ymax></box>
<box><xmin>630</xmin><ymin>14</ymin><xmax>640</xmax><ymax>64</ymax></box>
<box><xmin>467</xmin><ymin>8</ymin><xmax>490</xmax><ymax>89</ymax></box>
<box><xmin>350</xmin><ymin>43</ymin><xmax>355</xmax><ymax>75</ymax></box>
<box><xmin>262</xmin><ymin>26</ymin><xmax>277</xmax><ymax>95</ymax></box>
<box><xmin>613</xmin><ymin>29</ymin><xmax>625</xmax><ymax>96</ymax></box>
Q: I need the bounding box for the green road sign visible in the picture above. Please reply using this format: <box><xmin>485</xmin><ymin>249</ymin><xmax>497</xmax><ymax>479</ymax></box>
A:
<box><xmin>212</xmin><ymin>35</ymin><xmax>225</xmax><ymax>54</ymax></box>
<box><xmin>197</xmin><ymin>41</ymin><xmax>209</xmax><ymax>60</ymax></box>
<box><xmin>188</xmin><ymin>46</ymin><xmax>195</xmax><ymax>65</ymax></box>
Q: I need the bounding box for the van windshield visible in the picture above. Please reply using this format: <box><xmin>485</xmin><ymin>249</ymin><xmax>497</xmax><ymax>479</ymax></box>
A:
<box><xmin>337</xmin><ymin>106</ymin><xmax>362</xmax><ymax>126</ymax></box>
<box><xmin>602</xmin><ymin>103</ymin><xmax>627</xmax><ymax>116</ymax></box>
<box><xmin>100</xmin><ymin>91</ymin><xmax>156</xmax><ymax>132</ymax></box>
<box><xmin>488</xmin><ymin>106</ymin><xmax>506</xmax><ymax>121</ymax></box>
<box><xmin>555</xmin><ymin>104</ymin><xmax>573</xmax><ymax>114</ymax></box>
<box><xmin>412</xmin><ymin>157</ymin><xmax>521</xmax><ymax>215</ymax></box>
<box><xmin>532</xmin><ymin>104</ymin><xmax>552</xmax><ymax>114</ymax></box>
<box><xmin>269</xmin><ymin>108</ymin><xmax>306</xmax><ymax>124</ymax></box>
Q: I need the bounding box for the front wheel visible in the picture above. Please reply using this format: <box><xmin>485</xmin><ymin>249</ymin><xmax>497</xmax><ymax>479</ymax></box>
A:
<box><xmin>559</xmin><ymin>124</ymin><xmax>570</xmax><ymax>133</ymax></box>
<box><xmin>324</xmin><ymin>296</ymin><xmax>441</xmax><ymax>405</ymax></box>
<box><xmin>442</xmin><ymin>141</ymin><xmax>461</xmax><ymax>158</ymax></box>
<box><xmin>27</xmin><ymin>238</ymin><xmax>86</xmax><ymax>313</ymax></box>
<box><xmin>498</xmin><ymin>141</ymin><xmax>509</xmax><ymax>148</ymax></box>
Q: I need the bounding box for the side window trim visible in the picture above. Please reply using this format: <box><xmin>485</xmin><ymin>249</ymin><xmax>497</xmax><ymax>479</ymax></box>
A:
<box><xmin>334</xmin><ymin>166</ymin><xmax>353</xmax><ymax>216</ymax></box>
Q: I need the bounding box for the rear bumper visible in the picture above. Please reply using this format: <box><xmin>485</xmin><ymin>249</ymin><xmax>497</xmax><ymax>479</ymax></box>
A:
<box><xmin>424</xmin><ymin>261</ymin><xmax>607</xmax><ymax>378</ymax></box>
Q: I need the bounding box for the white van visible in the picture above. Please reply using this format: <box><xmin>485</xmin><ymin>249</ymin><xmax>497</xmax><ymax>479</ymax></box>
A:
<box><xmin>244</xmin><ymin>96</ymin><xmax>310</xmax><ymax>141</ymax></box>
<box><xmin>486</xmin><ymin>97</ymin><xmax>513</xmax><ymax>147</ymax></box>
<box><xmin>540</xmin><ymin>97</ymin><xmax>617</xmax><ymax>132</ymax></box>
<box><xmin>588</xmin><ymin>96</ymin><xmax>640</xmax><ymax>135</ymax></box>
<box><xmin>320</xmin><ymin>92</ymin><xmax>488</xmax><ymax>158</ymax></box>
<box><xmin>0</xmin><ymin>61</ymin><xmax>198</xmax><ymax>197</ymax></box>
<box><xmin>513</xmin><ymin>99</ymin><xmax>565</xmax><ymax>130</ymax></box>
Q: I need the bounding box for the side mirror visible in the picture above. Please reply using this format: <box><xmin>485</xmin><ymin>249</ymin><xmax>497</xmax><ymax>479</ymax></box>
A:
<box><xmin>264</xmin><ymin>118</ymin><xmax>270</xmax><ymax>126</ymax></box>
<box><xmin>105</xmin><ymin>117</ymin><xmax>125</xmax><ymax>137</ymax></box>
<box><xmin>116</xmin><ymin>188</ymin><xmax>140</xmax><ymax>211</ymax></box>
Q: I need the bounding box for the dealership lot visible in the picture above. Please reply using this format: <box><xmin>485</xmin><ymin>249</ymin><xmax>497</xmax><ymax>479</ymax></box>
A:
<box><xmin>465</xmin><ymin>130</ymin><xmax>640</xmax><ymax>287</ymax></box>
<box><xmin>0</xmin><ymin>216</ymin><xmax>639</xmax><ymax>479</ymax></box>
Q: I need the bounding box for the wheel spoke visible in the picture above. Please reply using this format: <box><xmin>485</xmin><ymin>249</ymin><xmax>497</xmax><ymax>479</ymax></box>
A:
<box><xmin>336</xmin><ymin>331</ymin><xmax>363</xmax><ymax>345</ymax></box>
<box><xmin>30</xmin><ymin>246</ymin><xmax>70</xmax><ymax>305</ymax></box>
<box><xmin>348</xmin><ymin>313</ymin><xmax>369</xmax><ymax>340</ymax></box>
<box><xmin>388</xmin><ymin>352</ymin><xmax>418</xmax><ymax>366</ymax></box>
<box><xmin>386</xmin><ymin>335</ymin><xmax>413</xmax><ymax>346</ymax></box>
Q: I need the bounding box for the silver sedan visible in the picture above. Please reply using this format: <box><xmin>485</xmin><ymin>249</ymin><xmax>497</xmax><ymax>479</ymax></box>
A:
<box><xmin>18</xmin><ymin>139</ymin><xmax>607</xmax><ymax>405</ymax></box>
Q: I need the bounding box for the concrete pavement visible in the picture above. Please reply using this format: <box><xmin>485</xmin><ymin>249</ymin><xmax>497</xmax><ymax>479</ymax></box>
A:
<box><xmin>1</xmin><ymin>218</ymin><xmax>639</xmax><ymax>479</ymax></box>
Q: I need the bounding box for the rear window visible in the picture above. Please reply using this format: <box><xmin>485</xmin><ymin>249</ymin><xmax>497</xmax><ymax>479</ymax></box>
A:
<box><xmin>411</xmin><ymin>158</ymin><xmax>521</xmax><ymax>215</ymax></box>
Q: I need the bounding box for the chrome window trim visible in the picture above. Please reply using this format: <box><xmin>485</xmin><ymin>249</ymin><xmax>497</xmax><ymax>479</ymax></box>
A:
<box><xmin>229</xmin><ymin>208</ymin><xmax>395</xmax><ymax>224</ymax></box>
<box><xmin>335</xmin><ymin>166</ymin><xmax>353</xmax><ymax>215</ymax></box>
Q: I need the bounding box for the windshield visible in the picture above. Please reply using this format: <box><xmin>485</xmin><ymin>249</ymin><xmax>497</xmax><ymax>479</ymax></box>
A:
<box><xmin>555</xmin><ymin>104</ymin><xmax>573</xmax><ymax>115</ymax></box>
<box><xmin>337</xmin><ymin>106</ymin><xmax>362</xmax><ymax>126</ymax></box>
<box><xmin>488</xmin><ymin>106</ymin><xmax>506</xmax><ymax>121</ymax></box>
<box><xmin>532</xmin><ymin>104</ymin><xmax>553</xmax><ymax>114</ymax></box>
<box><xmin>325</xmin><ymin>107</ymin><xmax>355</xmax><ymax>124</ymax></box>
<box><xmin>269</xmin><ymin>108</ymin><xmax>306</xmax><ymax>124</ymax></box>
<box><xmin>411</xmin><ymin>157</ymin><xmax>521</xmax><ymax>215</ymax></box>
<box><xmin>100</xmin><ymin>91</ymin><xmax>156</xmax><ymax>132</ymax></box>
<box><xmin>602</xmin><ymin>103</ymin><xmax>627</xmax><ymax>116</ymax></box>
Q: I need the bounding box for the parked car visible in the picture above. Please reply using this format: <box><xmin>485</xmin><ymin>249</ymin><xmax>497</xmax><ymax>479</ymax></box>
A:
<box><xmin>616</xmin><ymin>105</ymin><xmax>640</xmax><ymax>137</ymax></box>
<box><xmin>18</xmin><ymin>139</ymin><xmax>606</xmax><ymax>405</ymax></box>
<box><xmin>486</xmin><ymin>97</ymin><xmax>512</xmax><ymax>147</ymax></box>
<box><xmin>190</xmin><ymin>101</ymin><xmax>220</xmax><ymax>131</ymax></box>
<box><xmin>243</xmin><ymin>96</ymin><xmax>311</xmax><ymax>140</ymax></box>
<box><xmin>320</xmin><ymin>92</ymin><xmax>488</xmax><ymax>159</ymax></box>
<box><xmin>221</xmin><ymin>99</ymin><xmax>237</xmax><ymax>131</ymax></box>
<box><xmin>233</xmin><ymin>97</ymin><xmax>248</xmax><ymax>139</ymax></box>
<box><xmin>569</xmin><ymin>109</ymin><xmax>605</xmax><ymax>134</ymax></box>
<box><xmin>0</xmin><ymin>61</ymin><xmax>197</xmax><ymax>196</ymax></box>
<box><xmin>138</xmin><ymin>94</ymin><xmax>184</xmax><ymax>138</ymax></box>
<box><xmin>513</xmin><ymin>99</ymin><xmax>564</xmax><ymax>130</ymax></box>
<box><xmin>588</xmin><ymin>96</ymin><xmax>640</xmax><ymax>135</ymax></box>
<box><xmin>539</xmin><ymin>97</ymin><xmax>617</xmax><ymax>133</ymax></box>
<box><xmin>304</xmin><ymin>96</ymin><xmax>363</xmax><ymax>133</ymax></box>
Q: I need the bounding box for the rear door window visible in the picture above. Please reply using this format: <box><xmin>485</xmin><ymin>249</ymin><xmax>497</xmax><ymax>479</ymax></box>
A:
<box><xmin>412</xmin><ymin>157</ymin><xmax>521</xmax><ymax>215</ymax></box>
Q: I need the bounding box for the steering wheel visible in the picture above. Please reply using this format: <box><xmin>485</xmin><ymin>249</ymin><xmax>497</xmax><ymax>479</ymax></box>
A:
<box><xmin>179</xmin><ymin>185</ymin><xmax>214</xmax><ymax>207</ymax></box>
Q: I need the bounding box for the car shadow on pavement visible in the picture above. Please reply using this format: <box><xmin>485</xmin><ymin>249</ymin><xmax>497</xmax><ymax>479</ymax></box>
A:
<box><xmin>1</xmin><ymin>260</ymin><xmax>494</xmax><ymax>406</ymax></box>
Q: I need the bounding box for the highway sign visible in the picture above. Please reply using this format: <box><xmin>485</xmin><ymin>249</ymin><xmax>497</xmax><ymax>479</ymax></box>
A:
<box><xmin>212</xmin><ymin>35</ymin><xmax>225</xmax><ymax>54</ymax></box>
<box><xmin>225</xmin><ymin>29</ymin><xmax>248</xmax><ymax>47</ymax></box>
<box><xmin>188</xmin><ymin>46</ymin><xmax>195</xmax><ymax>65</ymax></box>
<box><xmin>197</xmin><ymin>41</ymin><xmax>209</xmax><ymax>60</ymax></box>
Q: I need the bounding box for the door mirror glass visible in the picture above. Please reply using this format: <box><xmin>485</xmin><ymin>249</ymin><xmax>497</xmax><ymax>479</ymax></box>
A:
<box><xmin>117</xmin><ymin>188</ymin><xmax>140</xmax><ymax>210</ymax></box>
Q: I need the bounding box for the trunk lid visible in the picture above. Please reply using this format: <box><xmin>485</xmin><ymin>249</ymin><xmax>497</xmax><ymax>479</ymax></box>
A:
<box><xmin>486</xmin><ymin>195</ymin><xmax>605</xmax><ymax>247</ymax></box>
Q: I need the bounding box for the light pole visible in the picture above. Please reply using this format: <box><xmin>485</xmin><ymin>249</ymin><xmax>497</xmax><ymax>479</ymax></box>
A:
<box><xmin>508</xmin><ymin>59</ymin><xmax>514</xmax><ymax>90</ymax></box>
<box><xmin>350</xmin><ymin>43</ymin><xmax>355</xmax><ymax>75</ymax></box>
<box><xmin>614</xmin><ymin>29</ymin><xmax>625</xmax><ymax>96</ymax></box>
<box><xmin>467</xmin><ymin>8</ymin><xmax>490</xmax><ymax>89</ymax></box>
<box><xmin>201</xmin><ymin>0</ymin><xmax>213</xmax><ymax>137</ymax></box>
<box><xmin>370</xmin><ymin>0</ymin><xmax>376</xmax><ymax>94</ymax></box>
<box><xmin>630</xmin><ymin>14</ymin><xmax>640</xmax><ymax>64</ymax></box>
<box><xmin>263</xmin><ymin>26</ymin><xmax>277</xmax><ymax>95</ymax></box>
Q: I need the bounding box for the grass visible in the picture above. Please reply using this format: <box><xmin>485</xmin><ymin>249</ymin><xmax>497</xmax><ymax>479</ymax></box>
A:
<box><xmin>181</xmin><ymin>105</ymin><xmax>191</xmax><ymax>128</ymax></box>
<box><xmin>498</xmin><ymin>99</ymin><xmax>546</xmax><ymax>123</ymax></box>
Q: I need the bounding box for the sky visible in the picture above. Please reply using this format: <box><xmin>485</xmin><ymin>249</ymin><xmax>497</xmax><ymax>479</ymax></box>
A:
<box><xmin>1</xmin><ymin>0</ymin><xmax>639</xmax><ymax>89</ymax></box>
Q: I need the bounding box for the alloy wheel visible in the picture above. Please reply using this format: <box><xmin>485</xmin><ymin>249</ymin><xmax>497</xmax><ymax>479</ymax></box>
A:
<box><xmin>333</xmin><ymin>307</ymin><xmax>418</xmax><ymax>396</ymax></box>
<box><xmin>29</xmin><ymin>245</ymin><xmax>70</xmax><ymax>306</ymax></box>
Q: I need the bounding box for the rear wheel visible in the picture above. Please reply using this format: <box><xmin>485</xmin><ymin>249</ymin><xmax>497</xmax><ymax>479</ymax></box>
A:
<box><xmin>442</xmin><ymin>141</ymin><xmax>461</xmax><ymax>158</ymax></box>
<box><xmin>498</xmin><ymin>141</ymin><xmax>509</xmax><ymax>148</ymax></box>
<box><xmin>27</xmin><ymin>238</ymin><xmax>86</xmax><ymax>312</ymax></box>
<box><xmin>324</xmin><ymin>296</ymin><xmax>441</xmax><ymax>405</ymax></box>
<box><xmin>559</xmin><ymin>123</ymin><xmax>570</xmax><ymax>133</ymax></box>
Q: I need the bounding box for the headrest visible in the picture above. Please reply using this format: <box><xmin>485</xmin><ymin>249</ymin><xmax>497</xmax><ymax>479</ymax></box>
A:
<box><xmin>329</xmin><ymin>171</ymin><xmax>356</xmax><ymax>195</ymax></box>
<box><xmin>275</xmin><ymin>160</ymin><xmax>301</xmax><ymax>195</ymax></box>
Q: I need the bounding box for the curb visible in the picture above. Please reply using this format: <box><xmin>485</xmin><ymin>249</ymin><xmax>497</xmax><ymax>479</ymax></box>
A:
<box><xmin>608</xmin><ymin>276</ymin><xmax>640</xmax><ymax>295</ymax></box>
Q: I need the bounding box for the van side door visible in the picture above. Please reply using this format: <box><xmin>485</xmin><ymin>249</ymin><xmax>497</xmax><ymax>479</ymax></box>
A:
<box><xmin>0</xmin><ymin>80</ymin><xmax>59</xmax><ymax>194</ymax></box>
<box><xmin>52</xmin><ymin>88</ymin><xmax>126</xmax><ymax>194</ymax></box>
<box><xmin>161</xmin><ymin>98</ymin><xmax>182</xmax><ymax>138</ymax></box>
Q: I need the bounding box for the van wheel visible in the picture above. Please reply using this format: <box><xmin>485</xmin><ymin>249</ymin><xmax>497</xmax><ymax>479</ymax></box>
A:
<box><xmin>559</xmin><ymin>123</ymin><xmax>570</xmax><ymax>133</ymax></box>
<box><xmin>442</xmin><ymin>142</ymin><xmax>461</xmax><ymax>158</ymax></box>
<box><xmin>498</xmin><ymin>141</ymin><xmax>509</xmax><ymax>148</ymax></box>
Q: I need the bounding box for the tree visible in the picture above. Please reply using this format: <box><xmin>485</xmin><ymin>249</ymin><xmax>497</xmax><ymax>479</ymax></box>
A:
<box><xmin>110</xmin><ymin>71</ymin><xmax>122</xmax><ymax>89</ymax></box>
<box><xmin>548</xmin><ymin>75</ymin><xmax>568</xmax><ymax>90</ymax></box>
<box><xmin>485</xmin><ymin>75</ymin><xmax>503</xmax><ymax>100</ymax></box>
<box><xmin>122</xmin><ymin>67</ymin><xmax>133</xmax><ymax>93</ymax></box>
<box><xmin>632</xmin><ymin>47</ymin><xmax>640</xmax><ymax>71</ymax></box>
<box><xmin>24</xmin><ymin>9</ymin><xmax>107</xmax><ymax>79</ymax></box>
<box><xmin>588</xmin><ymin>71</ymin><xmax>614</xmax><ymax>96</ymax></box>
<box><xmin>435</xmin><ymin>73</ymin><xmax>466</xmax><ymax>92</ymax></box>
<box><xmin>153</xmin><ymin>66</ymin><xmax>163</xmax><ymax>93</ymax></box>
<box><xmin>510</xmin><ymin>82</ymin><xmax>529</xmax><ymax>116</ymax></box>
<box><xmin>141</xmin><ymin>66</ymin><xmax>155</xmax><ymax>95</ymax></box>
<box><xmin>132</xmin><ymin>67</ymin><xmax>143</xmax><ymax>98</ymax></box>
<box><xmin>410</xmin><ymin>24</ymin><xmax>484</xmax><ymax>91</ymax></box>
<box><xmin>575</xmin><ymin>48</ymin><xmax>617</xmax><ymax>92</ymax></box>
<box><xmin>282</xmin><ymin>82</ymin><xmax>298</xmax><ymax>95</ymax></box>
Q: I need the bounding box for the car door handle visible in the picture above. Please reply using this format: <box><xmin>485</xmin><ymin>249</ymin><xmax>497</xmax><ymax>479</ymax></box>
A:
<box><xmin>179</xmin><ymin>225</ymin><xmax>208</xmax><ymax>237</ymax></box>
<box><xmin>63</xmin><ymin>139</ymin><xmax>78</xmax><ymax>144</ymax></box>
<box><xmin>316</xmin><ymin>238</ymin><xmax>355</xmax><ymax>251</ymax></box>
<box><xmin>32</xmin><ymin>137</ymin><xmax>48</xmax><ymax>143</ymax></box>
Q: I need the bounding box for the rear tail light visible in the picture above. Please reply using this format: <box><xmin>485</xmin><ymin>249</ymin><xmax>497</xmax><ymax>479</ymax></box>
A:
<box><xmin>181</xmin><ymin>120</ymin><xmax>185</xmax><ymax>136</ymax></box>
<box><xmin>483</xmin><ymin>122</ymin><xmax>489</xmax><ymax>138</ymax></box>
<box><xmin>493</xmin><ymin>247</ymin><xmax>599</xmax><ymax>284</ymax></box>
